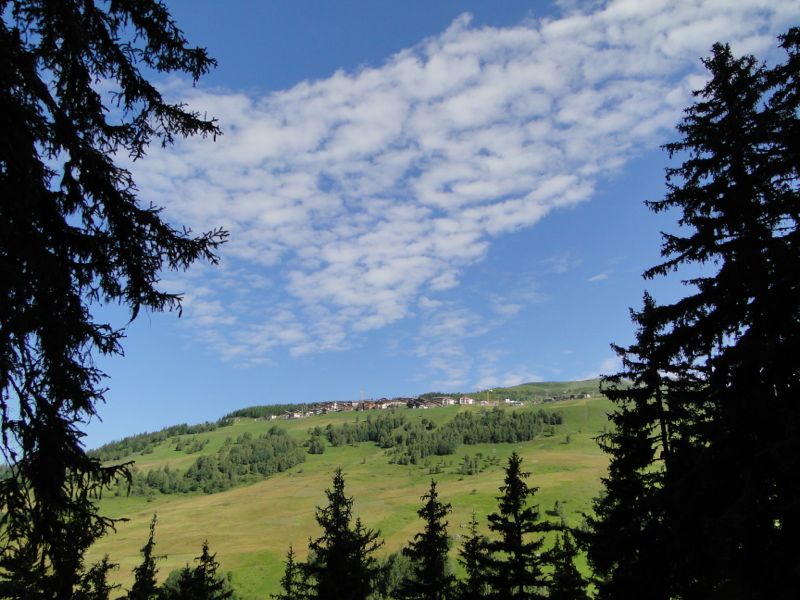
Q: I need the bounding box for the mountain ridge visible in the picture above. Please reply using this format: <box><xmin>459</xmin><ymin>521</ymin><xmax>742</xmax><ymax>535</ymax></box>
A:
<box><xmin>92</xmin><ymin>378</ymin><xmax>603</xmax><ymax>454</ymax></box>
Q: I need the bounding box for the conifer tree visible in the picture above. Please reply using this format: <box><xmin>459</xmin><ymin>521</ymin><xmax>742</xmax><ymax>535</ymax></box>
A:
<box><xmin>582</xmin><ymin>295</ymin><xmax>675</xmax><ymax>599</ymax></box>
<box><xmin>455</xmin><ymin>511</ymin><xmax>488</xmax><ymax>600</ymax></box>
<box><xmin>128</xmin><ymin>515</ymin><xmax>163</xmax><ymax>600</ymax></box>
<box><xmin>586</xmin><ymin>28</ymin><xmax>800</xmax><ymax>600</ymax></box>
<box><xmin>74</xmin><ymin>556</ymin><xmax>118</xmax><ymax>600</ymax></box>
<box><xmin>306</xmin><ymin>469</ymin><xmax>383</xmax><ymax>600</ymax></box>
<box><xmin>548</xmin><ymin>531</ymin><xmax>588</xmax><ymax>600</ymax></box>
<box><xmin>482</xmin><ymin>452</ymin><xmax>549</xmax><ymax>600</ymax></box>
<box><xmin>192</xmin><ymin>542</ymin><xmax>234</xmax><ymax>600</ymax></box>
<box><xmin>397</xmin><ymin>481</ymin><xmax>455</xmax><ymax>600</ymax></box>
<box><xmin>0</xmin><ymin>1</ymin><xmax>224</xmax><ymax>596</ymax></box>
<box><xmin>372</xmin><ymin>552</ymin><xmax>415</xmax><ymax>600</ymax></box>
<box><xmin>163</xmin><ymin>541</ymin><xmax>233</xmax><ymax>600</ymax></box>
<box><xmin>272</xmin><ymin>546</ymin><xmax>308</xmax><ymax>600</ymax></box>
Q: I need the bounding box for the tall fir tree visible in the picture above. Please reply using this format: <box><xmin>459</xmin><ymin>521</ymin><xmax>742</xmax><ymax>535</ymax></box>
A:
<box><xmin>586</xmin><ymin>28</ymin><xmax>800</xmax><ymax>600</ymax></box>
<box><xmin>397</xmin><ymin>480</ymin><xmax>455</xmax><ymax>600</ymax></box>
<box><xmin>272</xmin><ymin>546</ymin><xmax>308</xmax><ymax>600</ymax></box>
<box><xmin>455</xmin><ymin>511</ymin><xmax>488</xmax><ymax>600</ymax></box>
<box><xmin>0</xmin><ymin>1</ymin><xmax>224</xmax><ymax>596</ymax></box>
<box><xmin>74</xmin><ymin>556</ymin><xmax>118</xmax><ymax>600</ymax></box>
<box><xmin>162</xmin><ymin>541</ymin><xmax>233</xmax><ymax>600</ymax></box>
<box><xmin>482</xmin><ymin>452</ymin><xmax>549</xmax><ymax>600</ymax></box>
<box><xmin>548</xmin><ymin>531</ymin><xmax>588</xmax><ymax>600</ymax></box>
<box><xmin>127</xmin><ymin>515</ymin><xmax>163</xmax><ymax>600</ymax></box>
<box><xmin>306</xmin><ymin>469</ymin><xmax>383</xmax><ymax>600</ymax></box>
<box><xmin>583</xmin><ymin>295</ymin><xmax>677</xmax><ymax>599</ymax></box>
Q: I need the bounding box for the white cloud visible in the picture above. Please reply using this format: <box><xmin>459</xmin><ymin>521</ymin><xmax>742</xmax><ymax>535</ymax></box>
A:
<box><xmin>588</xmin><ymin>272</ymin><xmax>609</xmax><ymax>282</ymax></box>
<box><xmin>472</xmin><ymin>347</ymin><xmax>543</xmax><ymax>391</ymax></box>
<box><xmin>418</xmin><ymin>296</ymin><xmax>442</xmax><ymax>311</ymax></box>
<box><xmin>575</xmin><ymin>355</ymin><xmax>622</xmax><ymax>380</ymax></box>
<box><xmin>475</xmin><ymin>367</ymin><xmax>544</xmax><ymax>392</ymax></box>
<box><xmin>540</xmin><ymin>253</ymin><xmax>582</xmax><ymax>274</ymax></box>
<box><xmin>412</xmin><ymin>305</ymin><xmax>493</xmax><ymax>389</ymax></box>
<box><xmin>490</xmin><ymin>296</ymin><xmax>524</xmax><ymax>319</ymax></box>
<box><xmin>413</xmin><ymin>288</ymin><xmax>547</xmax><ymax>388</ymax></box>
<box><xmin>129</xmin><ymin>0</ymin><xmax>799</xmax><ymax>366</ymax></box>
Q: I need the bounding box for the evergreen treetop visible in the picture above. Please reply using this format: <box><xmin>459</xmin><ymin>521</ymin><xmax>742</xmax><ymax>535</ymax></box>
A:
<box><xmin>162</xmin><ymin>541</ymin><xmax>234</xmax><ymax>600</ymax></box>
<box><xmin>587</xmin><ymin>28</ymin><xmax>800</xmax><ymax>600</ymax></box>
<box><xmin>456</xmin><ymin>511</ymin><xmax>488</xmax><ymax>600</ymax></box>
<box><xmin>272</xmin><ymin>546</ymin><xmax>308</xmax><ymax>600</ymax></box>
<box><xmin>397</xmin><ymin>480</ymin><xmax>455</xmax><ymax>600</ymax></box>
<box><xmin>306</xmin><ymin>469</ymin><xmax>383</xmax><ymax>600</ymax></box>
<box><xmin>127</xmin><ymin>515</ymin><xmax>163</xmax><ymax>600</ymax></box>
<box><xmin>548</xmin><ymin>531</ymin><xmax>588</xmax><ymax>600</ymax></box>
<box><xmin>483</xmin><ymin>452</ymin><xmax>550</xmax><ymax>600</ymax></box>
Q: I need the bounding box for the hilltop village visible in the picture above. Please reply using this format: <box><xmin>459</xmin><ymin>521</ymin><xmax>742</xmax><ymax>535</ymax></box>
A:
<box><xmin>271</xmin><ymin>392</ymin><xmax>593</xmax><ymax>420</ymax></box>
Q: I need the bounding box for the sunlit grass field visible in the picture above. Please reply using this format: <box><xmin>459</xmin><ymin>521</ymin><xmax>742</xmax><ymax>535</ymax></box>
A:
<box><xmin>90</xmin><ymin>395</ymin><xmax>613</xmax><ymax>599</ymax></box>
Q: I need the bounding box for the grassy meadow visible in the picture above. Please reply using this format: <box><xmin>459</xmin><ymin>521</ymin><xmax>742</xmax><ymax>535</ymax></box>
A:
<box><xmin>90</xmin><ymin>392</ymin><xmax>613</xmax><ymax>599</ymax></box>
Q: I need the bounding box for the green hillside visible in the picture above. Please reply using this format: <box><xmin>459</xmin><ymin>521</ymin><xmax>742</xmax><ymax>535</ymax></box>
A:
<box><xmin>89</xmin><ymin>385</ymin><xmax>612</xmax><ymax>599</ymax></box>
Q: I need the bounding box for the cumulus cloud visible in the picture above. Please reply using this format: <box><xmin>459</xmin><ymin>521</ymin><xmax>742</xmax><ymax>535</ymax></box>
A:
<box><xmin>129</xmin><ymin>0</ymin><xmax>798</xmax><ymax>372</ymax></box>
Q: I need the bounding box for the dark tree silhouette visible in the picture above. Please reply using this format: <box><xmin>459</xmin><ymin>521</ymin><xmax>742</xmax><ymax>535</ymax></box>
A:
<box><xmin>127</xmin><ymin>515</ymin><xmax>164</xmax><ymax>600</ymax></box>
<box><xmin>586</xmin><ymin>28</ymin><xmax>800</xmax><ymax>600</ymax></box>
<box><xmin>455</xmin><ymin>511</ymin><xmax>488</xmax><ymax>600</ymax></box>
<box><xmin>548</xmin><ymin>531</ymin><xmax>588</xmax><ymax>600</ymax></box>
<box><xmin>272</xmin><ymin>546</ymin><xmax>308</xmax><ymax>600</ymax></box>
<box><xmin>163</xmin><ymin>541</ymin><xmax>233</xmax><ymax>600</ymax></box>
<box><xmin>0</xmin><ymin>1</ymin><xmax>224</xmax><ymax>597</ymax></box>
<box><xmin>306</xmin><ymin>469</ymin><xmax>383</xmax><ymax>600</ymax></box>
<box><xmin>74</xmin><ymin>556</ymin><xmax>118</xmax><ymax>600</ymax></box>
<box><xmin>482</xmin><ymin>452</ymin><xmax>549</xmax><ymax>600</ymax></box>
<box><xmin>397</xmin><ymin>480</ymin><xmax>455</xmax><ymax>600</ymax></box>
<box><xmin>372</xmin><ymin>552</ymin><xmax>415</xmax><ymax>600</ymax></box>
<box><xmin>581</xmin><ymin>294</ymin><xmax>675</xmax><ymax>599</ymax></box>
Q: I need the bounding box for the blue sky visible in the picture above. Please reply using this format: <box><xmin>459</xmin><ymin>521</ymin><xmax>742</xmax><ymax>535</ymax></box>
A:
<box><xmin>84</xmin><ymin>0</ymin><xmax>799</xmax><ymax>448</ymax></box>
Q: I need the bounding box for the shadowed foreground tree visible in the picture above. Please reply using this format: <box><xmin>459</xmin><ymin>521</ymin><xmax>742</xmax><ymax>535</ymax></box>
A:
<box><xmin>126</xmin><ymin>515</ymin><xmax>163</xmax><ymax>600</ymax></box>
<box><xmin>482</xmin><ymin>452</ymin><xmax>550</xmax><ymax>600</ymax></box>
<box><xmin>548</xmin><ymin>531</ymin><xmax>588</xmax><ymax>600</ymax></box>
<box><xmin>161</xmin><ymin>542</ymin><xmax>234</xmax><ymax>600</ymax></box>
<box><xmin>455</xmin><ymin>511</ymin><xmax>488</xmax><ymax>600</ymax></box>
<box><xmin>305</xmin><ymin>469</ymin><xmax>383</xmax><ymax>600</ymax></box>
<box><xmin>0</xmin><ymin>0</ymin><xmax>225</xmax><ymax>597</ymax></box>
<box><xmin>586</xmin><ymin>28</ymin><xmax>800</xmax><ymax>600</ymax></box>
<box><xmin>372</xmin><ymin>552</ymin><xmax>415</xmax><ymax>600</ymax></box>
<box><xmin>397</xmin><ymin>480</ymin><xmax>455</xmax><ymax>600</ymax></box>
<box><xmin>272</xmin><ymin>546</ymin><xmax>308</xmax><ymax>600</ymax></box>
<box><xmin>74</xmin><ymin>557</ymin><xmax>118</xmax><ymax>600</ymax></box>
